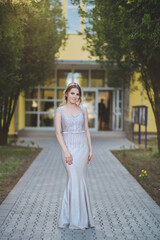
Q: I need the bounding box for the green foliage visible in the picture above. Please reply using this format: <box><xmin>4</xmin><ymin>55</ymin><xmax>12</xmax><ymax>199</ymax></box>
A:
<box><xmin>139</xmin><ymin>169</ymin><xmax>147</xmax><ymax>180</ymax></box>
<box><xmin>30</xmin><ymin>140</ymin><xmax>35</xmax><ymax>146</ymax></box>
<box><xmin>120</xmin><ymin>145</ymin><xmax>126</xmax><ymax>157</ymax></box>
<box><xmin>0</xmin><ymin>145</ymin><xmax>32</xmax><ymax>182</ymax></box>
<box><xmin>74</xmin><ymin>0</ymin><xmax>160</xmax><ymax>152</ymax></box>
<box><xmin>0</xmin><ymin>0</ymin><xmax>66</xmax><ymax>145</ymax></box>
<box><xmin>20</xmin><ymin>0</ymin><xmax>66</xmax><ymax>89</ymax></box>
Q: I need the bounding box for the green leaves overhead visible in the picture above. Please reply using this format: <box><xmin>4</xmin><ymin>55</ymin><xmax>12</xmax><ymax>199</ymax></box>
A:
<box><xmin>0</xmin><ymin>0</ymin><xmax>66</xmax><ymax>145</ymax></box>
<box><xmin>73</xmin><ymin>0</ymin><xmax>160</xmax><ymax>152</ymax></box>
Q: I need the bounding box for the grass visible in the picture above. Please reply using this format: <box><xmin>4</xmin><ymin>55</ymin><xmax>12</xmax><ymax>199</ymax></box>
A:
<box><xmin>0</xmin><ymin>145</ymin><xmax>41</xmax><ymax>204</ymax></box>
<box><xmin>112</xmin><ymin>138</ymin><xmax>160</xmax><ymax>206</ymax></box>
<box><xmin>0</xmin><ymin>146</ymin><xmax>32</xmax><ymax>182</ymax></box>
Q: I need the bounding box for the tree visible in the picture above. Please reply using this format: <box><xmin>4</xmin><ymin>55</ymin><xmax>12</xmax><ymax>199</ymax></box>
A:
<box><xmin>0</xmin><ymin>0</ymin><xmax>66</xmax><ymax>145</ymax></box>
<box><xmin>74</xmin><ymin>0</ymin><xmax>160</xmax><ymax>152</ymax></box>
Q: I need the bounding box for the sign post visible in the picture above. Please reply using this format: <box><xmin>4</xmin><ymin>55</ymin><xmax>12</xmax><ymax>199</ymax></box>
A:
<box><xmin>132</xmin><ymin>105</ymin><xmax>148</xmax><ymax>148</ymax></box>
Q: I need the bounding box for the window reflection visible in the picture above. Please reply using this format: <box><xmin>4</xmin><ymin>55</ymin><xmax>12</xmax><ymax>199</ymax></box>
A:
<box><xmin>25</xmin><ymin>114</ymin><xmax>37</xmax><ymax>127</ymax></box>
<box><xmin>84</xmin><ymin>3</ymin><xmax>95</xmax><ymax>31</ymax></box>
<box><xmin>26</xmin><ymin>101</ymin><xmax>38</xmax><ymax>112</ymax></box>
<box><xmin>118</xmin><ymin>115</ymin><xmax>121</xmax><ymax>129</ymax></box>
<box><xmin>25</xmin><ymin>88</ymin><xmax>38</xmax><ymax>99</ymax></box>
<box><xmin>41</xmin><ymin>76</ymin><xmax>55</xmax><ymax>87</ymax></box>
<box><xmin>57</xmin><ymin>70</ymin><xmax>72</xmax><ymax>87</ymax></box>
<box><xmin>67</xmin><ymin>9</ymin><xmax>80</xmax><ymax>34</ymax></box>
<box><xmin>91</xmin><ymin>70</ymin><xmax>105</xmax><ymax>87</ymax></box>
<box><xmin>40</xmin><ymin>101</ymin><xmax>54</xmax><ymax>112</ymax></box>
<box><xmin>57</xmin><ymin>89</ymin><xmax>65</xmax><ymax>99</ymax></box>
<box><xmin>83</xmin><ymin>91</ymin><xmax>96</xmax><ymax>128</ymax></box>
<box><xmin>67</xmin><ymin>0</ymin><xmax>80</xmax><ymax>34</ymax></box>
<box><xmin>73</xmin><ymin>70</ymin><xmax>88</xmax><ymax>87</ymax></box>
<box><xmin>40</xmin><ymin>114</ymin><xmax>54</xmax><ymax>127</ymax></box>
<box><xmin>57</xmin><ymin>102</ymin><xmax>63</xmax><ymax>107</ymax></box>
<box><xmin>40</xmin><ymin>89</ymin><xmax>54</xmax><ymax>99</ymax></box>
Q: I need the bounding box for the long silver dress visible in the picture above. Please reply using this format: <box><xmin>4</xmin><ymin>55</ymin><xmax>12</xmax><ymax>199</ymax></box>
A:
<box><xmin>57</xmin><ymin>104</ymin><xmax>95</xmax><ymax>230</ymax></box>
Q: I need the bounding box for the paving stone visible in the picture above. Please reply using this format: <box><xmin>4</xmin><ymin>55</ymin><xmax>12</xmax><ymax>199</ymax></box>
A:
<box><xmin>0</xmin><ymin>137</ymin><xmax>160</xmax><ymax>240</ymax></box>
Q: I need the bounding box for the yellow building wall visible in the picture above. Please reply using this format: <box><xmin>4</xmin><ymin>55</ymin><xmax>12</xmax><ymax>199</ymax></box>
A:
<box><xmin>17</xmin><ymin>92</ymin><xmax>25</xmax><ymax>130</ymax></box>
<box><xmin>8</xmin><ymin>114</ymin><xmax>15</xmax><ymax>135</ymax></box>
<box><xmin>58</xmin><ymin>0</ymin><xmax>96</xmax><ymax>61</ymax></box>
<box><xmin>129</xmin><ymin>74</ymin><xmax>157</xmax><ymax>133</ymax></box>
<box><xmin>8</xmin><ymin>92</ymin><xmax>25</xmax><ymax>135</ymax></box>
<box><xmin>58</xmin><ymin>35</ymin><xmax>96</xmax><ymax>61</ymax></box>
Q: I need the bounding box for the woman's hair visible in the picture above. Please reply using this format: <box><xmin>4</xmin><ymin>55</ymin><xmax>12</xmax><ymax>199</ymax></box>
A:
<box><xmin>60</xmin><ymin>82</ymin><xmax>82</xmax><ymax>106</ymax></box>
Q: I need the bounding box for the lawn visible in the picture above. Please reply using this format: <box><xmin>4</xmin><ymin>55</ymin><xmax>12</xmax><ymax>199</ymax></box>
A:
<box><xmin>0</xmin><ymin>145</ymin><xmax>41</xmax><ymax>204</ymax></box>
<box><xmin>112</xmin><ymin>138</ymin><xmax>160</xmax><ymax>206</ymax></box>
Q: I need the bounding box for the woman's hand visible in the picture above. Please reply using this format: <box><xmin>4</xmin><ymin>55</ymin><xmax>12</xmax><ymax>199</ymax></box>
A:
<box><xmin>88</xmin><ymin>150</ymin><xmax>93</xmax><ymax>163</ymax></box>
<box><xmin>64</xmin><ymin>151</ymin><xmax>73</xmax><ymax>165</ymax></box>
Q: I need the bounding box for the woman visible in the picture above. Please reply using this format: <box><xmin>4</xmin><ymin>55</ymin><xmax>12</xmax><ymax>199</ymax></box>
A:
<box><xmin>55</xmin><ymin>82</ymin><xmax>95</xmax><ymax>230</ymax></box>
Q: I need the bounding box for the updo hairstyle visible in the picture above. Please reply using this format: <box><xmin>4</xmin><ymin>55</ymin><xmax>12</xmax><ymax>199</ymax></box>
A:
<box><xmin>61</xmin><ymin>82</ymin><xmax>82</xmax><ymax>105</ymax></box>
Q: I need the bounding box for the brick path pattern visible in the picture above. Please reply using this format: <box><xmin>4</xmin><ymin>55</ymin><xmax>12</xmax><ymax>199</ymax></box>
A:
<box><xmin>0</xmin><ymin>137</ymin><xmax>160</xmax><ymax>240</ymax></box>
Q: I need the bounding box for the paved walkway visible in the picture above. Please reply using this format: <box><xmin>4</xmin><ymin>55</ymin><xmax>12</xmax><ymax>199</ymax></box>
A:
<box><xmin>0</xmin><ymin>137</ymin><xmax>160</xmax><ymax>240</ymax></box>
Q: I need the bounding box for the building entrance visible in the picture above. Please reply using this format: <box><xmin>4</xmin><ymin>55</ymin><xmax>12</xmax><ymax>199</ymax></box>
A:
<box><xmin>82</xmin><ymin>89</ymin><xmax>122</xmax><ymax>131</ymax></box>
<box><xmin>82</xmin><ymin>89</ymin><xmax>98</xmax><ymax>131</ymax></box>
<box><xmin>98</xmin><ymin>91</ymin><xmax>112</xmax><ymax>131</ymax></box>
<box><xmin>97</xmin><ymin>89</ymin><xmax>123</xmax><ymax>131</ymax></box>
<box><xmin>24</xmin><ymin>67</ymin><xmax>123</xmax><ymax>131</ymax></box>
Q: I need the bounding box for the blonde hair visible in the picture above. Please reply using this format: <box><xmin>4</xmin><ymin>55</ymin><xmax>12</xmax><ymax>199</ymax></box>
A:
<box><xmin>60</xmin><ymin>82</ymin><xmax>82</xmax><ymax>106</ymax></box>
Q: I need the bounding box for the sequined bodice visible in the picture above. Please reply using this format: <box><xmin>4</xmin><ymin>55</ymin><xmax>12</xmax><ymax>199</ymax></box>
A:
<box><xmin>59</xmin><ymin>105</ymin><xmax>85</xmax><ymax>133</ymax></box>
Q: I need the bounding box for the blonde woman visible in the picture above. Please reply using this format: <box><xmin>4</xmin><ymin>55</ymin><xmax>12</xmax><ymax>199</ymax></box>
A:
<box><xmin>55</xmin><ymin>82</ymin><xmax>95</xmax><ymax>230</ymax></box>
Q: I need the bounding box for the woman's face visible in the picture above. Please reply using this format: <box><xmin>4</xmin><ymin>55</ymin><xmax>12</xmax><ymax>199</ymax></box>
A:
<box><xmin>66</xmin><ymin>88</ymin><xmax>80</xmax><ymax>104</ymax></box>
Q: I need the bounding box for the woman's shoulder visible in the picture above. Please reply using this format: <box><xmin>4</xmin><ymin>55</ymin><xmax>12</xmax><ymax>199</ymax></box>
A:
<box><xmin>56</xmin><ymin>106</ymin><xmax>64</xmax><ymax>114</ymax></box>
<box><xmin>57</xmin><ymin>105</ymin><xmax>65</xmax><ymax>110</ymax></box>
<box><xmin>80</xmin><ymin>104</ymin><xmax>87</xmax><ymax>113</ymax></box>
<box><xmin>80</xmin><ymin>104</ymin><xmax>86</xmax><ymax>109</ymax></box>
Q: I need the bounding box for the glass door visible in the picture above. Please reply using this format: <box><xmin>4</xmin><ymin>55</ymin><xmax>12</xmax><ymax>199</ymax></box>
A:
<box><xmin>112</xmin><ymin>89</ymin><xmax>123</xmax><ymax>130</ymax></box>
<box><xmin>82</xmin><ymin>89</ymin><xmax>98</xmax><ymax>130</ymax></box>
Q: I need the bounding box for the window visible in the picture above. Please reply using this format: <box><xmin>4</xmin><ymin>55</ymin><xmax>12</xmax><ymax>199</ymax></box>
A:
<box><xmin>41</xmin><ymin>77</ymin><xmax>55</xmax><ymax>87</ymax></box>
<box><xmin>73</xmin><ymin>70</ymin><xmax>88</xmax><ymax>87</ymax></box>
<box><xmin>40</xmin><ymin>89</ymin><xmax>54</xmax><ymax>113</ymax></box>
<box><xmin>25</xmin><ymin>88</ymin><xmax>38</xmax><ymax>112</ymax></box>
<box><xmin>40</xmin><ymin>101</ymin><xmax>54</xmax><ymax>112</ymax></box>
<box><xmin>25</xmin><ymin>68</ymin><xmax>108</xmax><ymax>129</ymax></box>
<box><xmin>66</xmin><ymin>0</ymin><xmax>80</xmax><ymax>34</ymax></box>
<box><xmin>57</xmin><ymin>89</ymin><xmax>65</xmax><ymax>99</ymax></box>
<box><xmin>57</xmin><ymin>70</ymin><xmax>72</xmax><ymax>86</ymax></box>
<box><xmin>40</xmin><ymin>89</ymin><xmax>54</xmax><ymax>99</ymax></box>
<box><xmin>84</xmin><ymin>2</ymin><xmax>95</xmax><ymax>31</ymax></box>
<box><xmin>25</xmin><ymin>101</ymin><xmax>38</xmax><ymax>112</ymax></box>
<box><xmin>91</xmin><ymin>70</ymin><xmax>105</xmax><ymax>87</ymax></box>
<box><xmin>40</xmin><ymin>114</ymin><xmax>54</xmax><ymax>127</ymax></box>
<box><xmin>25</xmin><ymin>87</ymin><xmax>55</xmax><ymax>128</ymax></box>
<box><xmin>25</xmin><ymin>114</ymin><xmax>38</xmax><ymax>127</ymax></box>
<box><xmin>25</xmin><ymin>88</ymin><xmax>38</xmax><ymax>99</ymax></box>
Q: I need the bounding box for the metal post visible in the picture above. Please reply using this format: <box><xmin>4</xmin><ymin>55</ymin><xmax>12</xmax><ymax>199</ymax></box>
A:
<box><xmin>14</xmin><ymin>103</ymin><xmax>18</xmax><ymax>136</ymax></box>
<box><xmin>132</xmin><ymin>122</ymin><xmax>134</xmax><ymax>141</ymax></box>
<box><xmin>145</xmin><ymin>125</ymin><xmax>147</xmax><ymax>148</ymax></box>
<box><xmin>145</xmin><ymin>107</ymin><xmax>148</xmax><ymax>148</ymax></box>
<box><xmin>138</xmin><ymin>124</ymin><xmax>141</xmax><ymax>144</ymax></box>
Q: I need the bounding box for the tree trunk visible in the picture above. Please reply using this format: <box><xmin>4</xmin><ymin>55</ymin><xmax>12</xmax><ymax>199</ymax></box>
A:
<box><xmin>157</xmin><ymin>127</ymin><xmax>160</xmax><ymax>153</ymax></box>
<box><xmin>0</xmin><ymin>95</ymin><xmax>18</xmax><ymax>146</ymax></box>
<box><xmin>154</xmin><ymin>100</ymin><xmax>160</xmax><ymax>153</ymax></box>
<box><xmin>0</xmin><ymin>126</ymin><xmax>8</xmax><ymax>145</ymax></box>
<box><xmin>141</xmin><ymin>59</ymin><xmax>160</xmax><ymax>153</ymax></box>
<box><xmin>147</xmin><ymin>57</ymin><xmax>160</xmax><ymax>153</ymax></box>
<box><xmin>154</xmin><ymin>114</ymin><xmax>160</xmax><ymax>153</ymax></box>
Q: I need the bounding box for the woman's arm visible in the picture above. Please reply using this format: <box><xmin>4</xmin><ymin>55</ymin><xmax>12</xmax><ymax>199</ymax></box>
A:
<box><xmin>84</xmin><ymin>106</ymin><xmax>93</xmax><ymax>163</ymax></box>
<box><xmin>55</xmin><ymin>108</ymin><xmax>73</xmax><ymax>165</ymax></box>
